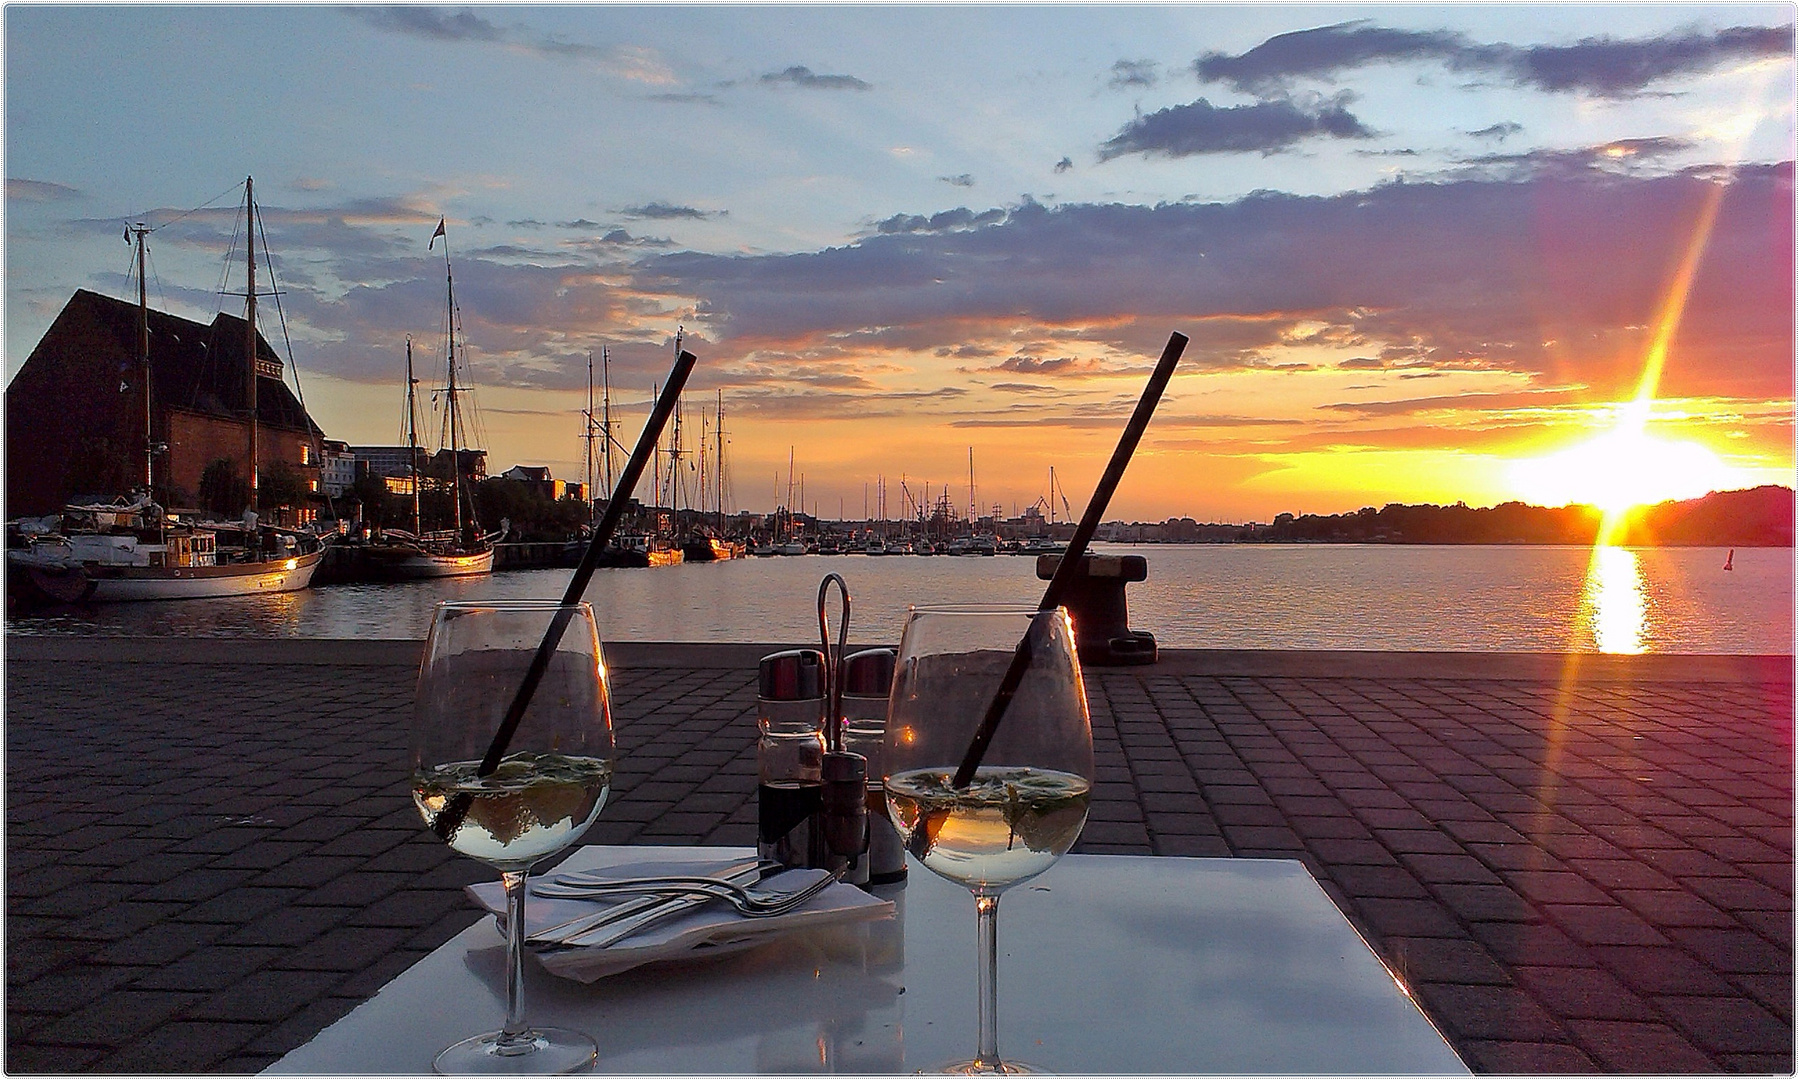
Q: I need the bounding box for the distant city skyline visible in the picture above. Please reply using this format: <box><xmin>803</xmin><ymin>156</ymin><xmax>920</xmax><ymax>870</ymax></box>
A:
<box><xmin>5</xmin><ymin>5</ymin><xmax>1792</xmax><ymax>521</ymax></box>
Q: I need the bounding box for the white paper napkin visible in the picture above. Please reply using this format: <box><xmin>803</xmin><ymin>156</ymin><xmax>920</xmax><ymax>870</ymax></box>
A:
<box><xmin>465</xmin><ymin>858</ymin><xmax>894</xmax><ymax>983</ymax></box>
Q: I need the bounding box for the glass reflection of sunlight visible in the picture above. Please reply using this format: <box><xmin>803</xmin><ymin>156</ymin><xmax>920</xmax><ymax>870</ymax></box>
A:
<box><xmin>1585</xmin><ymin>546</ymin><xmax>1646</xmax><ymax>654</ymax></box>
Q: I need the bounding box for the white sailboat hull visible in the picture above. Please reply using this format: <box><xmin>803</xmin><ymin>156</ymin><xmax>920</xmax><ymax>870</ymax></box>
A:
<box><xmin>13</xmin><ymin>549</ymin><xmax>322</xmax><ymax>603</ymax></box>
<box><xmin>366</xmin><ymin>545</ymin><xmax>495</xmax><ymax>579</ymax></box>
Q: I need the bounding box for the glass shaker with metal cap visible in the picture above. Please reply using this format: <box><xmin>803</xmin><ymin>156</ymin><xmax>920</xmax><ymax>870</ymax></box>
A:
<box><xmin>756</xmin><ymin>648</ymin><xmax>826</xmax><ymax>870</ymax></box>
<box><xmin>840</xmin><ymin>646</ymin><xmax>906</xmax><ymax>885</ymax></box>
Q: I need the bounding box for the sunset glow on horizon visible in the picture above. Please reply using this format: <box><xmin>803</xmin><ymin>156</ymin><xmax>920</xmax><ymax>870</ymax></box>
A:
<box><xmin>4</xmin><ymin>6</ymin><xmax>1792</xmax><ymax>522</ymax></box>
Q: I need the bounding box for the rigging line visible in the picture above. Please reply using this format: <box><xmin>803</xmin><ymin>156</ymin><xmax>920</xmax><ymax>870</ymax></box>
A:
<box><xmin>254</xmin><ymin>197</ymin><xmax>335</xmax><ymax>518</ymax></box>
<box><xmin>214</xmin><ymin>197</ymin><xmax>245</xmax><ymax>311</ymax></box>
<box><xmin>139</xmin><ymin>178</ymin><xmax>245</xmax><ymax>236</ymax></box>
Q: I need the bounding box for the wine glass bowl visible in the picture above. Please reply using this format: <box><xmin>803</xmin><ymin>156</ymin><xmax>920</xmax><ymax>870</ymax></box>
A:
<box><xmin>883</xmin><ymin>605</ymin><xmax>1093</xmax><ymax>1074</ymax></box>
<box><xmin>412</xmin><ymin>599</ymin><xmax>615</xmax><ymax>1074</ymax></box>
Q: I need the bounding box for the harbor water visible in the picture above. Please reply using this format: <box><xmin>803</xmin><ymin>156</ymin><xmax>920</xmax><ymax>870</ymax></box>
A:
<box><xmin>6</xmin><ymin>544</ymin><xmax>1790</xmax><ymax>655</ymax></box>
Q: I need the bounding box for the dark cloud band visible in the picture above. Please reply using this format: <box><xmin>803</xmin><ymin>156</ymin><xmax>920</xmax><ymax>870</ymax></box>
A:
<box><xmin>1194</xmin><ymin>20</ymin><xmax>1792</xmax><ymax>98</ymax></box>
<box><xmin>1098</xmin><ymin>94</ymin><xmax>1373</xmax><ymax>159</ymax></box>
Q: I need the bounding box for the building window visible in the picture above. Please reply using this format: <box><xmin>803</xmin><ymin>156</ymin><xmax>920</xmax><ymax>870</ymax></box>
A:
<box><xmin>300</xmin><ymin>444</ymin><xmax>313</xmax><ymax>465</ymax></box>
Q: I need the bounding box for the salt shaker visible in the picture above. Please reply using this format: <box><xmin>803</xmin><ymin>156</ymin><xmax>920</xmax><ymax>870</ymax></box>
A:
<box><xmin>840</xmin><ymin>646</ymin><xmax>906</xmax><ymax>885</ymax></box>
<box><xmin>756</xmin><ymin>649</ymin><xmax>826</xmax><ymax>870</ymax></box>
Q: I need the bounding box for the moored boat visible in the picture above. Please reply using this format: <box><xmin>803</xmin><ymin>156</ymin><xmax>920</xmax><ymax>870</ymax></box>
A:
<box><xmin>6</xmin><ymin>179</ymin><xmax>326</xmax><ymax>604</ymax></box>
<box><xmin>9</xmin><ymin>494</ymin><xmax>323</xmax><ymax>603</ymax></box>
<box><xmin>680</xmin><ymin>535</ymin><xmax>742</xmax><ymax>562</ymax></box>
<box><xmin>364</xmin><ymin>224</ymin><xmax>495</xmax><ymax>579</ymax></box>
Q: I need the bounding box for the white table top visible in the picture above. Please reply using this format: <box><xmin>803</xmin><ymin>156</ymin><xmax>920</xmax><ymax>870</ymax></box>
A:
<box><xmin>267</xmin><ymin>845</ymin><xmax>1466</xmax><ymax>1074</ymax></box>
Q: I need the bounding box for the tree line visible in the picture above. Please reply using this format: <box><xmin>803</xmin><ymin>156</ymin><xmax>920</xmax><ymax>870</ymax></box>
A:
<box><xmin>1219</xmin><ymin>486</ymin><xmax>1793</xmax><ymax>547</ymax></box>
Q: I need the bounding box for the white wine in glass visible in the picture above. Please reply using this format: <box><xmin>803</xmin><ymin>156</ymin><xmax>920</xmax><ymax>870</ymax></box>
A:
<box><xmin>884</xmin><ymin>605</ymin><xmax>1093</xmax><ymax>1074</ymax></box>
<box><xmin>413</xmin><ymin>599</ymin><xmax>615</xmax><ymax>1074</ymax></box>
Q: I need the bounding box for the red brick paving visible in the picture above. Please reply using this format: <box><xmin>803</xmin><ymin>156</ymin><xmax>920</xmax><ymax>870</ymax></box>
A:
<box><xmin>6</xmin><ymin>638</ymin><xmax>1791</xmax><ymax>1072</ymax></box>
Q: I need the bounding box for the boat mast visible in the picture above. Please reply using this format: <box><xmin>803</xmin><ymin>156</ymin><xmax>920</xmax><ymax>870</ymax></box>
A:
<box><xmin>439</xmin><ymin>224</ymin><xmax>465</xmax><ymax>540</ymax></box>
<box><xmin>668</xmin><ymin>327</ymin><xmax>686</xmax><ymax>513</ymax></box>
<box><xmin>584</xmin><ymin>350</ymin><xmax>595</xmax><ymax>522</ymax></box>
<box><xmin>131</xmin><ymin>223</ymin><xmax>152</xmax><ymax>490</ymax></box>
<box><xmin>244</xmin><ymin>176</ymin><xmax>259</xmax><ymax>516</ymax></box>
<box><xmin>715</xmin><ymin>390</ymin><xmax>726</xmax><ymax>533</ymax></box>
<box><xmin>601</xmin><ymin>346</ymin><xmax>615</xmax><ymax>501</ymax></box>
<box><xmin>406</xmin><ymin>336</ymin><xmax>422</xmax><ymax>534</ymax></box>
<box><xmin>968</xmin><ymin>446</ymin><xmax>976</xmax><ymax>535</ymax></box>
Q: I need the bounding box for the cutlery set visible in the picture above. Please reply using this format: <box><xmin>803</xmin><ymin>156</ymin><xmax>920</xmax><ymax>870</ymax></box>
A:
<box><xmin>517</xmin><ymin>861</ymin><xmax>846</xmax><ymax>950</ymax></box>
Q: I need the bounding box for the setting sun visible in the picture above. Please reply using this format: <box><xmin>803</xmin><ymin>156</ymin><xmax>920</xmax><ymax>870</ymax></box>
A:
<box><xmin>1506</xmin><ymin>425</ymin><xmax>1751</xmax><ymax>511</ymax></box>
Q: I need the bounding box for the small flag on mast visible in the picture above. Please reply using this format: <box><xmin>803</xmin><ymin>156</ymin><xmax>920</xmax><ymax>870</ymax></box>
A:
<box><xmin>429</xmin><ymin>218</ymin><xmax>446</xmax><ymax>249</ymax></box>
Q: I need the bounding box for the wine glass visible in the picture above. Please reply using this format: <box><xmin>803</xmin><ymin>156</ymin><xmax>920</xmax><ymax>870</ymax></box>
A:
<box><xmin>412</xmin><ymin>599</ymin><xmax>615</xmax><ymax>1074</ymax></box>
<box><xmin>883</xmin><ymin>605</ymin><xmax>1093</xmax><ymax>1075</ymax></box>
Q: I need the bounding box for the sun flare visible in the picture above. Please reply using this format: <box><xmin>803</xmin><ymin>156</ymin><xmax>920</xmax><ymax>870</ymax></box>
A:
<box><xmin>1506</xmin><ymin>426</ymin><xmax>1748</xmax><ymax>511</ymax></box>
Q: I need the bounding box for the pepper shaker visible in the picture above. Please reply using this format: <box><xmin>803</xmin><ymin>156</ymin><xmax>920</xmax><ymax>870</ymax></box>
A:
<box><xmin>756</xmin><ymin>649</ymin><xmax>826</xmax><ymax>870</ymax></box>
<box><xmin>840</xmin><ymin>646</ymin><xmax>905</xmax><ymax>885</ymax></box>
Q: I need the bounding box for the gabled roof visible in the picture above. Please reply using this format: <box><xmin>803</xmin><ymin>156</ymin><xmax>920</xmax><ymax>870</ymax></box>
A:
<box><xmin>55</xmin><ymin>289</ymin><xmax>321</xmax><ymax>435</ymax></box>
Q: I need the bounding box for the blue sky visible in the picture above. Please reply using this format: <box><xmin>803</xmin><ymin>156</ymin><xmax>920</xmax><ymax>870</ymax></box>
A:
<box><xmin>5</xmin><ymin>5</ymin><xmax>1793</xmax><ymax>520</ymax></box>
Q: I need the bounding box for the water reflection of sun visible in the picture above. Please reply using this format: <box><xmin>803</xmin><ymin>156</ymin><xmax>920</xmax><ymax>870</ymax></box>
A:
<box><xmin>1583</xmin><ymin>546</ymin><xmax>1647</xmax><ymax>654</ymax></box>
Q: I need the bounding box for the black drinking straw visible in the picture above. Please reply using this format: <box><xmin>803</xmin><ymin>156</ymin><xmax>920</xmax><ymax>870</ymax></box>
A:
<box><xmin>948</xmin><ymin>331</ymin><xmax>1187</xmax><ymax>789</ymax></box>
<box><xmin>431</xmin><ymin>350</ymin><xmax>697</xmax><ymax>839</ymax></box>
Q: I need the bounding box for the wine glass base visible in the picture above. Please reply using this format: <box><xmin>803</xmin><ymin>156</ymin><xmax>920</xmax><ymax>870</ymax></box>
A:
<box><xmin>433</xmin><ymin>1027</ymin><xmax>597</xmax><ymax>1074</ymax></box>
<box><xmin>937</xmin><ymin>1057</ymin><xmax>1049</xmax><ymax>1075</ymax></box>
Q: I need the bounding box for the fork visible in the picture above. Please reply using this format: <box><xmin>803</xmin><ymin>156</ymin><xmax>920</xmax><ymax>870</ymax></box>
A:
<box><xmin>532</xmin><ymin>867</ymin><xmax>844</xmax><ymax>950</ymax></box>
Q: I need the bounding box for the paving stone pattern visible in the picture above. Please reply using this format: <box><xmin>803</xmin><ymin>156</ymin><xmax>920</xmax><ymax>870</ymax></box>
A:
<box><xmin>6</xmin><ymin>643</ymin><xmax>1791</xmax><ymax>1073</ymax></box>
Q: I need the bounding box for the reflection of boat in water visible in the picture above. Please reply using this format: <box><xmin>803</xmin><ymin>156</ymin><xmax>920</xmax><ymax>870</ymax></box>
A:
<box><xmin>10</xmin><ymin>495</ymin><xmax>322</xmax><ymax>603</ymax></box>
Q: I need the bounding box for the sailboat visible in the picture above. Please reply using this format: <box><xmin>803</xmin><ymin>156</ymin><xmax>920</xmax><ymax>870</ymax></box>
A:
<box><xmin>363</xmin><ymin>220</ymin><xmax>501</xmax><ymax>579</ymax></box>
<box><xmin>682</xmin><ymin>391</ymin><xmax>743</xmax><ymax>561</ymax></box>
<box><xmin>8</xmin><ymin>178</ymin><xmax>324</xmax><ymax>603</ymax></box>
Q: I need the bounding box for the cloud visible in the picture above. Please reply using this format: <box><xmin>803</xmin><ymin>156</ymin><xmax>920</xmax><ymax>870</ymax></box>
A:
<box><xmin>1318</xmin><ymin>388</ymin><xmax>1584</xmax><ymax>416</ymax></box>
<box><xmin>1455</xmin><ymin>136</ymin><xmax>1697</xmax><ymax>180</ymax></box>
<box><xmin>348</xmin><ymin>6</ymin><xmax>505</xmax><ymax>42</ymax></box>
<box><xmin>622</xmin><ymin>202</ymin><xmax>723</xmax><ymax>221</ymax></box>
<box><xmin>7</xmin><ymin>178</ymin><xmax>82</xmax><ymax>202</ymax></box>
<box><xmin>939</xmin><ymin>174</ymin><xmax>976</xmax><ymax>188</ymax></box>
<box><xmin>102</xmin><ymin>160</ymin><xmax>1788</xmax><ymax>422</ymax></box>
<box><xmin>1098</xmin><ymin>94</ymin><xmax>1374</xmax><ymax>160</ymax></box>
<box><xmin>1467</xmin><ymin>122</ymin><xmax>1524</xmax><ymax>142</ymax></box>
<box><xmin>759</xmin><ymin>66</ymin><xmax>872</xmax><ymax>91</ymax></box>
<box><xmin>344</xmin><ymin>7</ymin><xmax>676</xmax><ymax>83</ymax></box>
<box><xmin>992</xmin><ymin>355</ymin><xmax>1106</xmax><ymax>378</ymax></box>
<box><xmin>647</xmin><ymin>91</ymin><xmax>724</xmax><ymax>106</ymax></box>
<box><xmin>874</xmin><ymin>207</ymin><xmax>1006</xmax><ymax>234</ymax></box>
<box><xmin>1109</xmin><ymin>59</ymin><xmax>1159</xmax><ymax>89</ymax></box>
<box><xmin>642</xmin><ymin>162</ymin><xmax>1793</xmax><ymax>403</ymax></box>
<box><xmin>576</xmin><ymin>228</ymin><xmax>672</xmax><ymax>250</ymax></box>
<box><xmin>1193</xmin><ymin>20</ymin><xmax>1792</xmax><ymax>98</ymax></box>
<box><xmin>1054</xmin><ymin>157</ymin><xmax>1074</xmax><ymax>174</ymax></box>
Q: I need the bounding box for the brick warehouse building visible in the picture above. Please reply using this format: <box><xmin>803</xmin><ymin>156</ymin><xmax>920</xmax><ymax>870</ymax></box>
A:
<box><xmin>6</xmin><ymin>289</ymin><xmax>324</xmax><ymax>518</ymax></box>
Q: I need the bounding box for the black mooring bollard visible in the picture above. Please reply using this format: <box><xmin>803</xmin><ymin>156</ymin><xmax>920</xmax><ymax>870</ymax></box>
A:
<box><xmin>1035</xmin><ymin>553</ymin><xmax>1157</xmax><ymax>666</ymax></box>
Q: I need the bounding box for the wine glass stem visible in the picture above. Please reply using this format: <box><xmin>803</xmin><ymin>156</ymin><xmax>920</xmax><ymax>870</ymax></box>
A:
<box><xmin>975</xmin><ymin>892</ymin><xmax>1001</xmax><ymax>1068</ymax></box>
<box><xmin>500</xmin><ymin>869</ymin><xmax>532</xmax><ymax>1050</ymax></box>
